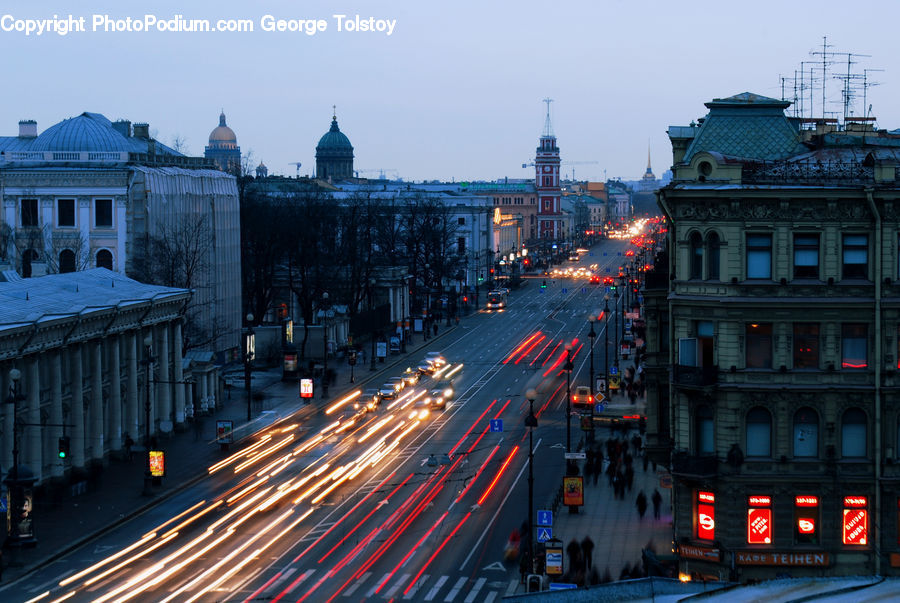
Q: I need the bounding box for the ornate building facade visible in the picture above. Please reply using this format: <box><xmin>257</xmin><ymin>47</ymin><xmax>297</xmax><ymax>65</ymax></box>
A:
<box><xmin>204</xmin><ymin>111</ymin><xmax>241</xmax><ymax>174</ymax></box>
<box><xmin>315</xmin><ymin>112</ymin><xmax>354</xmax><ymax>181</ymax></box>
<box><xmin>534</xmin><ymin>101</ymin><xmax>562</xmax><ymax>240</ymax></box>
<box><xmin>648</xmin><ymin>92</ymin><xmax>900</xmax><ymax>580</ymax></box>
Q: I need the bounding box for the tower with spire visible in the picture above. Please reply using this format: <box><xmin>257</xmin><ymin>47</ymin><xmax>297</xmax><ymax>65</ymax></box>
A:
<box><xmin>204</xmin><ymin>110</ymin><xmax>242</xmax><ymax>174</ymax></box>
<box><xmin>315</xmin><ymin>107</ymin><xmax>354</xmax><ymax>181</ymax></box>
<box><xmin>534</xmin><ymin>98</ymin><xmax>562</xmax><ymax>240</ymax></box>
<box><xmin>640</xmin><ymin>141</ymin><xmax>657</xmax><ymax>190</ymax></box>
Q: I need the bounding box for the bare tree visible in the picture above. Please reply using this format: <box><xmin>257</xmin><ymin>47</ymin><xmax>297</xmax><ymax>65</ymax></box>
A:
<box><xmin>46</xmin><ymin>229</ymin><xmax>92</xmax><ymax>273</ymax></box>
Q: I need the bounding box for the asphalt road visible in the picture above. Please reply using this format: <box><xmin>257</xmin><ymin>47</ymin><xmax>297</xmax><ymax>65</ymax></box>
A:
<box><xmin>10</xmin><ymin>237</ymin><xmax>635</xmax><ymax>603</ymax></box>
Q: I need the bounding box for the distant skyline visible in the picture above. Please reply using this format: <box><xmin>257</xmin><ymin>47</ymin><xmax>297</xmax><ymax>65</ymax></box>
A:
<box><xmin>1</xmin><ymin>0</ymin><xmax>898</xmax><ymax>182</ymax></box>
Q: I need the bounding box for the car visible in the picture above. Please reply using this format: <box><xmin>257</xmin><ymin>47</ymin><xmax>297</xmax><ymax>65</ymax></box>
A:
<box><xmin>427</xmin><ymin>380</ymin><xmax>455</xmax><ymax>409</ymax></box>
<box><xmin>379</xmin><ymin>381</ymin><xmax>401</xmax><ymax>400</ymax></box>
<box><xmin>573</xmin><ymin>386</ymin><xmax>593</xmax><ymax>410</ymax></box>
<box><xmin>387</xmin><ymin>376</ymin><xmax>406</xmax><ymax>392</ymax></box>
<box><xmin>589</xmin><ymin>275</ymin><xmax>601</xmax><ymax>284</ymax></box>
<box><xmin>424</xmin><ymin>351</ymin><xmax>446</xmax><ymax>368</ymax></box>
<box><xmin>625</xmin><ymin>249</ymin><xmax>635</xmax><ymax>256</ymax></box>
<box><xmin>402</xmin><ymin>368</ymin><xmax>420</xmax><ymax>386</ymax></box>
<box><xmin>568</xmin><ymin>254</ymin><xmax>579</xmax><ymax>261</ymax></box>
<box><xmin>603</xmin><ymin>276</ymin><xmax>615</xmax><ymax>286</ymax></box>
<box><xmin>416</xmin><ymin>361</ymin><xmax>435</xmax><ymax>375</ymax></box>
<box><xmin>360</xmin><ymin>388</ymin><xmax>382</xmax><ymax>412</ymax></box>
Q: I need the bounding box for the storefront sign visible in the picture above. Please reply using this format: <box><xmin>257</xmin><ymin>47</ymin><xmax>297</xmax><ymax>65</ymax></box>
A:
<box><xmin>747</xmin><ymin>508</ymin><xmax>772</xmax><ymax>544</ymax></box>
<box><xmin>300</xmin><ymin>378</ymin><xmax>314</xmax><ymax>398</ymax></box>
<box><xmin>678</xmin><ymin>544</ymin><xmax>721</xmax><ymax>562</ymax></box>
<box><xmin>562</xmin><ymin>476</ymin><xmax>584</xmax><ymax>506</ymax></box>
<box><xmin>735</xmin><ymin>551</ymin><xmax>829</xmax><ymax>566</ymax></box>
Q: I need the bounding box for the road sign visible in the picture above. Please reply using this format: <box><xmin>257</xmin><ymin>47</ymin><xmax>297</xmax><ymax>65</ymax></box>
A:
<box><xmin>596</xmin><ymin>377</ymin><xmax>606</xmax><ymax>393</ymax></box>
<box><xmin>609</xmin><ymin>366</ymin><xmax>618</xmax><ymax>376</ymax></box>
<box><xmin>549</xmin><ymin>582</ymin><xmax>578</xmax><ymax>590</ymax></box>
<box><xmin>595</xmin><ymin>402</ymin><xmax>606</xmax><ymax>413</ymax></box>
<box><xmin>537</xmin><ymin>527</ymin><xmax>552</xmax><ymax>542</ymax></box>
<box><xmin>594</xmin><ymin>391</ymin><xmax>606</xmax><ymax>403</ymax></box>
<box><xmin>564</xmin><ymin>452</ymin><xmax>586</xmax><ymax>460</ymax></box>
<box><xmin>589</xmin><ymin>252</ymin><xmax>594</xmax><ymax>256</ymax></box>
<box><xmin>561</xmin><ymin>288</ymin><xmax>568</xmax><ymax>293</ymax></box>
<box><xmin>581</xmin><ymin>288</ymin><xmax>586</xmax><ymax>294</ymax></box>
<box><xmin>489</xmin><ymin>418</ymin><xmax>503</xmax><ymax>433</ymax></box>
<box><xmin>537</xmin><ymin>510</ymin><xmax>552</xmax><ymax>526</ymax></box>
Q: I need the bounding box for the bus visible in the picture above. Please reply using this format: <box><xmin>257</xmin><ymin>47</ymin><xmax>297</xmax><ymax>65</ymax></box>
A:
<box><xmin>486</xmin><ymin>289</ymin><xmax>508</xmax><ymax>309</ymax></box>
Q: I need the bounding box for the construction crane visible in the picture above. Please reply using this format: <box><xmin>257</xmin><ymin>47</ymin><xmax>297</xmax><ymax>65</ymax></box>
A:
<box><xmin>522</xmin><ymin>160</ymin><xmax>600</xmax><ymax>181</ymax></box>
<box><xmin>354</xmin><ymin>168</ymin><xmax>399</xmax><ymax>179</ymax></box>
<box><xmin>289</xmin><ymin>162</ymin><xmax>302</xmax><ymax>176</ymax></box>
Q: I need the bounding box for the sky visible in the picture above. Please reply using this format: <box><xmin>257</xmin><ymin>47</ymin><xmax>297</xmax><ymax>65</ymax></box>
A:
<box><xmin>1</xmin><ymin>0</ymin><xmax>898</xmax><ymax>183</ymax></box>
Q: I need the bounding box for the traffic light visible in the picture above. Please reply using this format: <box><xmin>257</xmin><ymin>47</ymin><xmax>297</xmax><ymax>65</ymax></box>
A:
<box><xmin>58</xmin><ymin>435</ymin><xmax>70</xmax><ymax>459</ymax></box>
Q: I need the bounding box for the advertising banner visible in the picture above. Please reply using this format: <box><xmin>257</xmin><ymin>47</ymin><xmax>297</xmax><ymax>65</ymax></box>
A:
<box><xmin>562</xmin><ymin>476</ymin><xmax>584</xmax><ymax>506</ymax></box>
<box><xmin>149</xmin><ymin>450</ymin><xmax>165</xmax><ymax>477</ymax></box>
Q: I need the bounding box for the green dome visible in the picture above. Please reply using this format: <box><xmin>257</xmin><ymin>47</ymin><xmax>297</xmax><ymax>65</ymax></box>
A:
<box><xmin>316</xmin><ymin>118</ymin><xmax>353</xmax><ymax>158</ymax></box>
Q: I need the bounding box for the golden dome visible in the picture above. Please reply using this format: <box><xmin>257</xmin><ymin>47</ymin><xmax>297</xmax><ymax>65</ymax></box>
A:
<box><xmin>209</xmin><ymin>111</ymin><xmax>236</xmax><ymax>144</ymax></box>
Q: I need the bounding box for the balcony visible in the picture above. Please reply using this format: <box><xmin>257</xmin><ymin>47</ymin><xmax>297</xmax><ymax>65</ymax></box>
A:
<box><xmin>673</xmin><ymin>364</ymin><xmax>718</xmax><ymax>387</ymax></box>
<box><xmin>671</xmin><ymin>451</ymin><xmax>717</xmax><ymax>477</ymax></box>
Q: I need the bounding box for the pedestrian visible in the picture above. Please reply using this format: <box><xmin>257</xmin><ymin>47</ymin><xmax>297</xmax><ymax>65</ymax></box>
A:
<box><xmin>581</xmin><ymin>535</ymin><xmax>594</xmax><ymax>570</ymax></box>
<box><xmin>584</xmin><ymin>459</ymin><xmax>594</xmax><ymax>483</ymax></box>
<box><xmin>455</xmin><ymin>315</ymin><xmax>460</xmax><ymax>326</ymax></box>
<box><xmin>433</xmin><ymin>323</ymin><xmax>438</xmax><ymax>336</ymax></box>
<box><xmin>566</xmin><ymin>539</ymin><xmax>583</xmax><ymax>574</ymax></box>
<box><xmin>124</xmin><ymin>434</ymin><xmax>134</xmax><ymax>461</ymax></box>
<box><xmin>592</xmin><ymin>458</ymin><xmax>602</xmax><ymax>486</ymax></box>
<box><xmin>652</xmin><ymin>489</ymin><xmax>663</xmax><ymax>520</ymax></box>
<box><xmin>625</xmin><ymin>465</ymin><xmax>635</xmax><ymax>492</ymax></box>
<box><xmin>636</xmin><ymin>490</ymin><xmax>648</xmax><ymax>519</ymax></box>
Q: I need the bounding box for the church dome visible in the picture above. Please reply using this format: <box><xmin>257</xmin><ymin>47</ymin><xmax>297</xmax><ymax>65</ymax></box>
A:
<box><xmin>31</xmin><ymin>112</ymin><xmax>132</xmax><ymax>152</ymax></box>
<box><xmin>316</xmin><ymin>117</ymin><xmax>353</xmax><ymax>157</ymax></box>
<box><xmin>209</xmin><ymin>111</ymin><xmax>237</xmax><ymax>145</ymax></box>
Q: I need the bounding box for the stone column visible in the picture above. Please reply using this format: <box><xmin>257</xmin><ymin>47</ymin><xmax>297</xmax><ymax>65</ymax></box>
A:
<box><xmin>157</xmin><ymin>324</ymin><xmax>171</xmax><ymax>433</ymax></box>
<box><xmin>125</xmin><ymin>332</ymin><xmax>139</xmax><ymax>445</ymax></box>
<box><xmin>0</xmin><ymin>367</ymin><xmax>12</xmax><ymax>474</ymax></box>
<box><xmin>107</xmin><ymin>336</ymin><xmax>122</xmax><ymax>452</ymax></box>
<box><xmin>90</xmin><ymin>340</ymin><xmax>104</xmax><ymax>461</ymax></box>
<box><xmin>173</xmin><ymin>322</ymin><xmax>185</xmax><ymax>425</ymax></box>
<box><xmin>199</xmin><ymin>369</ymin><xmax>208</xmax><ymax>413</ymax></box>
<box><xmin>49</xmin><ymin>350</ymin><xmax>64</xmax><ymax>479</ymax></box>
<box><xmin>68</xmin><ymin>344</ymin><xmax>86</xmax><ymax>470</ymax></box>
<box><xmin>25</xmin><ymin>355</ymin><xmax>42</xmax><ymax>483</ymax></box>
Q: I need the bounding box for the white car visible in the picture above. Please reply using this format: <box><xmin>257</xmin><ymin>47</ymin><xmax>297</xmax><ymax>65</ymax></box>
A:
<box><xmin>424</xmin><ymin>352</ymin><xmax>446</xmax><ymax>368</ymax></box>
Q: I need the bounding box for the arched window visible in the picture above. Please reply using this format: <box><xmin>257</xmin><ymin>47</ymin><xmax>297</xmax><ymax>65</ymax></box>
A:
<box><xmin>746</xmin><ymin>407</ymin><xmax>772</xmax><ymax>457</ymax></box>
<box><xmin>59</xmin><ymin>249</ymin><xmax>76</xmax><ymax>273</ymax></box>
<box><xmin>689</xmin><ymin>232</ymin><xmax>703</xmax><ymax>279</ymax></box>
<box><xmin>793</xmin><ymin>407</ymin><xmax>818</xmax><ymax>457</ymax></box>
<box><xmin>841</xmin><ymin>408</ymin><xmax>867</xmax><ymax>458</ymax></box>
<box><xmin>696</xmin><ymin>405</ymin><xmax>714</xmax><ymax>456</ymax></box>
<box><xmin>707</xmin><ymin>232</ymin><xmax>721</xmax><ymax>281</ymax></box>
<box><xmin>22</xmin><ymin>248</ymin><xmax>39</xmax><ymax>278</ymax></box>
<box><xmin>96</xmin><ymin>249</ymin><xmax>113</xmax><ymax>270</ymax></box>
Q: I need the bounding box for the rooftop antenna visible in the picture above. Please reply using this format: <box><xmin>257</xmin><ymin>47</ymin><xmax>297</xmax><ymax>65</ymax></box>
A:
<box><xmin>289</xmin><ymin>162</ymin><xmax>302</xmax><ymax>176</ymax></box>
<box><xmin>542</xmin><ymin>97</ymin><xmax>554</xmax><ymax>136</ymax></box>
<box><xmin>811</xmin><ymin>36</ymin><xmax>837</xmax><ymax>119</ymax></box>
<box><xmin>862</xmin><ymin>69</ymin><xmax>883</xmax><ymax>120</ymax></box>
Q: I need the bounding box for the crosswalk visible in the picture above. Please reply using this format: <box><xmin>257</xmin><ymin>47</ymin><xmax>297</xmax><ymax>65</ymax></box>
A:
<box><xmin>252</xmin><ymin>568</ymin><xmax>520</xmax><ymax>601</ymax></box>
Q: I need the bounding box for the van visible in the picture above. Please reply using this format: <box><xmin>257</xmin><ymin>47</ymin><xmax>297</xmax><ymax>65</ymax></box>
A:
<box><xmin>389</xmin><ymin>337</ymin><xmax>401</xmax><ymax>354</ymax></box>
<box><xmin>572</xmin><ymin>386</ymin><xmax>593</xmax><ymax>410</ymax></box>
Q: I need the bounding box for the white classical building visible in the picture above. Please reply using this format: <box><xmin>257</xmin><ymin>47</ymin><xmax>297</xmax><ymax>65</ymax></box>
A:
<box><xmin>0</xmin><ymin>269</ymin><xmax>220</xmax><ymax>487</ymax></box>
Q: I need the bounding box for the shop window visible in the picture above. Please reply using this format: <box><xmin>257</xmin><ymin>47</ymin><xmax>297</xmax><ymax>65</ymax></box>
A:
<box><xmin>795</xmin><ymin>495</ymin><xmax>819</xmax><ymax>544</ymax></box>
<box><xmin>841</xmin><ymin>324</ymin><xmax>868</xmax><ymax>369</ymax></box>
<box><xmin>793</xmin><ymin>323</ymin><xmax>819</xmax><ymax>369</ymax></box>
<box><xmin>793</xmin><ymin>233</ymin><xmax>820</xmax><ymax>279</ymax></box>
<box><xmin>842</xmin><ymin>234</ymin><xmax>868</xmax><ymax>279</ymax></box>
<box><xmin>747</xmin><ymin>233</ymin><xmax>772</xmax><ymax>279</ymax></box>
<box><xmin>746</xmin><ymin>407</ymin><xmax>772</xmax><ymax>457</ymax></box>
<box><xmin>793</xmin><ymin>407</ymin><xmax>819</xmax><ymax>458</ymax></box>
<box><xmin>689</xmin><ymin>231</ymin><xmax>703</xmax><ymax>279</ymax></box>
<box><xmin>842</xmin><ymin>496</ymin><xmax>868</xmax><ymax>546</ymax></box>
<box><xmin>695</xmin><ymin>405</ymin><xmax>714</xmax><ymax>456</ymax></box>
<box><xmin>696</xmin><ymin>491</ymin><xmax>715</xmax><ymax>541</ymax></box>
<box><xmin>747</xmin><ymin>495</ymin><xmax>772</xmax><ymax>544</ymax></box>
<box><xmin>746</xmin><ymin>323</ymin><xmax>773</xmax><ymax>369</ymax></box>
<box><xmin>58</xmin><ymin>199</ymin><xmax>75</xmax><ymax>227</ymax></box>
<box><xmin>841</xmin><ymin>408</ymin><xmax>867</xmax><ymax>458</ymax></box>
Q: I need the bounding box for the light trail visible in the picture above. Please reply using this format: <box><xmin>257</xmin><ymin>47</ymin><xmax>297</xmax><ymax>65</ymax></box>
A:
<box><xmin>324</xmin><ymin>389</ymin><xmax>361</xmax><ymax>415</ymax></box>
<box><xmin>207</xmin><ymin>435</ymin><xmax>272</xmax><ymax>474</ymax></box>
<box><xmin>514</xmin><ymin>335</ymin><xmax>545</xmax><ymax>364</ymax></box>
<box><xmin>503</xmin><ymin>332</ymin><xmax>540</xmax><ymax>364</ymax></box>
<box><xmin>402</xmin><ymin>511</ymin><xmax>473</xmax><ymax>597</ymax></box>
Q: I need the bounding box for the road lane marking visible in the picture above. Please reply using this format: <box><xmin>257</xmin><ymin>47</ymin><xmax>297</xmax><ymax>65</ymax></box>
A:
<box><xmin>265</xmin><ymin>567</ymin><xmax>296</xmax><ymax>593</ymax></box>
<box><xmin>483</xmin><ymin>592</ymin><xmax>498</xmax><ymax>603</ymax></box>
<box><xmin>505</xmin><ymin>578</ymin><xmax>519</xmax><ymax>596</ymax></box>
<box><xmin>443</xmin><ymin>576</ymin><xmax>468</xmax><ymax>602</ymax></box>
<box><xmin>424</xmin><ymin>575</ymin><xmax>448</xmax><ymax>601</ymax></box>
<box><xmin>384</xmin><ymin>572</ymin><xmax>411</xmax><ymax>598</ymax></box>
<box><xmin>366</xmin><ymin>572</ymin><xmax>391</xmax><ymax>598</ymax></box>
<box><xmin>403</xmin><ymin>573</ymin><xmax>429</xmax><ymax>599</ymax></box>
<box><xmin>283</xmin><ymin>569</ymin><xmax>314</xmax><ymax>594</ymax></box>
<box><xmin>463</xmin><ymin>577</ymin><xmax>486</xmax><ymax>602</ymax></box>
<box><xmin>342</xmin><ymin>571</ymin><xmax>370</xmax><ymax>597</ymax></box>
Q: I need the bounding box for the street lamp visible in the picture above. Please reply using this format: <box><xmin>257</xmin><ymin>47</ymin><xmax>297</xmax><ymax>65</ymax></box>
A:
<box><xmin>587</xmin><ymin>312</ymin><xmax>598</xmax><ymax>440</ymax></box>
<box><xmin>604</xmin><ymin>295</ymin><xmax>611</xmax><ymax>400</ymax></box>
<box><xmin>613</xmin><ymin>287</ymin><xmax>620</xmax><ymax>393</ymax></box>
<box><xmin>244</xmin><ymin>313</ymin><xmax>255</xmax><ymax>420</ymax></box>
<box><xmin>563</xmin><ymin>343</ymin><xmax>573</xmax><ymax>454</ymax></box>
<box><xmin>142</xmin><ymin>335</ymin><xmax>156</xmax><ymax>496</ymax></box>
<box><xmin>524</xmin><ymin>388</ymin><xmax>538</xmax><ymax>575</ymax></box>
<box><xmin>321</xmin><ymin>293</ymin><xmax>329</xmax><ymax>399</ymax></box>
<box><xmin>4</xmin><ymin>367</ymin><xmax>35</xmax><ymax>546</ymax></box>
<box><xmin>369</xmin><ymin>279</ymin><xmax>377</xmax><ymax>372</ymax></box>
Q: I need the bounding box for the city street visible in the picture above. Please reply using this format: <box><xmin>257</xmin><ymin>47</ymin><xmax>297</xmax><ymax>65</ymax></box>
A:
<box><xmin>3</xmin><ymin>236</ymin><xmax>664</xmax><ymax>602</ymax></box>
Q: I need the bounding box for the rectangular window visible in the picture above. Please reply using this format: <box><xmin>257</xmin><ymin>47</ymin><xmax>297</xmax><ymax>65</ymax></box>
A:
<box><xmin>745</xmin><ymin>323</ymin><xmax>773</xmax><ymax>369</ymax></box>
<box><xmin>842</xmin><ymin>234</ymin><xmax>868</xmax><ymax>279</ymax></box>
<box><xmin>795</xmin><ymin>495</ymin><xmax>819</xmax><ymax>544</ymax></box>
<box><xmin>842</xmin><ymin>496</ymin><xmax>868</xmax><ymax>546</ymax></box>
<box><xmin>841</xmin><ymin>324</ymin><xmax>868</xmax><ymax>369</ymax></box>
<box><xmin>678</xmin><ymin>337</ymin><xmax>697</xmax><ymax>367</ymax></box>
<box><xmin>793</xmin><ymin>234</ymin><xmax>820</xmax><ymax>279</ymax></box>
<box><xmin>21</xmin><ymin>198</ymin><xmax>38</xmax><ymax>227</ymax></box>
<box><xmin>95</xmin><ymin>199</ymin><xmax>113</xmax><ymax>228</ymax></box>
<box><xmin>696</xmin><ymin>491</ymin><xmax>715</xmax><ymax>541</ymax></box>
<box><xmin>747</xmin><ymin>234</ymin><xmax>772</xmax><ymax>279</ymax></box>
<box><xmin>457</xmin><ymin>237</ymin><xmax>466</xmax><ymax>255</ymax></box>
<box><xmin>57</xmin><ymin>199</ymin><xmax>75</xmax><ymax>227</ymax></box>
<box><xmin>747</xmin><ymin>495</ymin><xmax>773</xmax><ymax>545</ymax></box>
<box><xmin>457</xmin><ymin>217</ymin><xmax>465</xmax><ymax>225</ymax></box>
<box><xmin>793</xmin><ymin>323</ymin><xmax>819</xmax><ymax>369</ymax></box>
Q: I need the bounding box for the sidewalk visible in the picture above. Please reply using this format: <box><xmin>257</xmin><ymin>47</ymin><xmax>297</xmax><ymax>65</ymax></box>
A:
<box><xmin>1</xmin><ymin>322</ymin><xmax>458</xmax><ymax>586</ymax></box>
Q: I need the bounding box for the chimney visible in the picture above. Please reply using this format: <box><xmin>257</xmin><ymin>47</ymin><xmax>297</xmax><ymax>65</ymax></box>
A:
<box><xmin>18</xmin><ymin>120</ymin><xmax>37</xmax><ymax>138</ymax></box>
<box><xmin>133</xmin><ymin>122</ymin><xmax>149</xmax><ymax>138</ymax></box>
<box><xmin>112</xmin><ymin>119</ymin><xmax>132</xmax><ymax>138</ymax></box>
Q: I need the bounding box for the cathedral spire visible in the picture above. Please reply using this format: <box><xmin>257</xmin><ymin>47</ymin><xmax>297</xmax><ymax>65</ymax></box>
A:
<box><xmin>646</xmin><ymin>141</ymin><xmax>652</xmax><ymax>172</ymax></box>
<box><xmin>542</xmin><ymin>97</ymin><xmax>554</xmax><ymax>137</ymax></box>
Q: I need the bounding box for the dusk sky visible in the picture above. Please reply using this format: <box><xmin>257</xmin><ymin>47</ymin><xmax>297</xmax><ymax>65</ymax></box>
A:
<box><xmin>1</xmin><ymin>0</ymin><xmax>898</xmax><ymax>182</ymax></box>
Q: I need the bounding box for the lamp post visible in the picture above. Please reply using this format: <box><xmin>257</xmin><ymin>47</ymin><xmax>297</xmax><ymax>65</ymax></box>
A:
<box><xmin>142</xmin><ymin>336</ymin><xmax>156</xmax><ymax>496</ymax></box>
<box><xmin>4</xmin><ymin>367</ymin><xmax>35</xmax><ymax>546</ymax></box>
<box><xmin>369</xmin><ymin>279</ymin><xmax>377</xmax><ymax>372</ymax></box>
<box><xmin>321</xmin><ymin>293</ymin><xmax>329</xmax><ymax>399</ymax></box>
<box><xmin>244</xmin><ymin>313</ymin><xmax>255</xmax><ymax>420</ymax></box>
<box><xmin>524</xmin><ymin>388</ymin><xmax>538</xmax><ymax>576</ymax></box>
<box><xmin>563</xmin><ymin>344</ymin><xmax>573</xmax><ymax>454</ymax></box>
<box><xmin>613</xmin><ymin>288</ymin><xmax>620</xmax><ymax>393</ymax></box>
<box><xmin>604</xmin><ymin>295</ymin><xmax>611</xmax><ymax>400</ymax></box>
<box><xmin>587</xmin><ymin>313</ymin><xmax>597</xmax><ymax>439</ymax></box>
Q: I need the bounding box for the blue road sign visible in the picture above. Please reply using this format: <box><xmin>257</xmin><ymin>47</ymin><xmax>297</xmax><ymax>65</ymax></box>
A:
<box><xmin>549</xmin><ymin>583</ymin><xmax>578</xmax><ymax>590</ymax></box>
<box><xmin>602</xmin><ymin>252</ymin><xmax>607</xmax><ymax>256</ymax></box>
<box><xmin>638</xmin><ymin>295</ymin><xmax>644</xmax><ymax>304</ymax></box>
<box><xmin>589</xmin><ymin>252</ymin><xmax>594</xmax><ymax>256</ymax></box>
<box><xmin>561</xmin><ymin>288</ymin><xmax>568</xmax><ymax>293</ymax></box>
<box><xmin>617</xmin><ymin>252</ymin><xmax>622</xmax><ymax>256</ymax></box>
<box><xmin>610</xmin><ymin>366</ymin><xmax>618</xmax><ymax>375</ymax></box>
<box><xmin>537</xmin><ymin>527</ymin><xmax>552</xmax><ymax>542</ymax></box>
<box><xmin>537</xmin><ymin>510</ymin><xmax>552</xmax><ymax>526</ymax></box>
<box><xmin>490</xmin><ymin>419</ymin><xmax>503</xmax><ymax>433</ymax></box>
<box><xmin>581</xmin><ymin>288</ymin><xmax>586</xmax><ymax>294</ymax></box>
<box><xmin>595</xmin><ymin>403</ymin><xmax>605</xmax><ymax>413</ymax></box>
<box><xmin>605</xmin><ymin>267</ymin><xmax>610</xmax><ymax>272</ymax></box>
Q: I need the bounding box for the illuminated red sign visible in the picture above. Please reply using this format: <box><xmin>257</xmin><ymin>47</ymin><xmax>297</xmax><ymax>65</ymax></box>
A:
<box><xmin>843</xmin><ymin>509</ymin><xmax>868</xmax><ymax>545</ymax></box>
<box><xmin>795</xmin><ymin>495</ymin><xmax>819</xmax><ymax>507</ymax></box>
<box><xmin>149</xmin><ymin>450</ymin><xmax>165</xmax><ymax>478</ymax></box>
<box><xmin>749</xmin><ymin>495</ymin><xmax>771</xmax><ymax>506</ymax></box>
<box><xmin>699</xmin><ymin>491</ymin><xmax>715</xmax><ymax>503</ymax></box>
<box><xmin>798</xmin><ymin>518</ymin><xmax>816</xmax><ymax>534</ymax></box>
<box><xmin>698</xmin><ymin>503</ymin><xmax>715</xmax><ymax>540</ymax></box>
<box><xmin>300</xmin><ymin>378</ymin><xmax>314</xmax><ymax>398</ymax></box>
<box><xmin>747</xmin><ymin>508</ymin><xmax>772</xmax><ymax>544</ymax></box>
<box><xmin>844</xmin><ymin>496</ymin><xmax>867</xmax><ymax>508</ymax></box>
